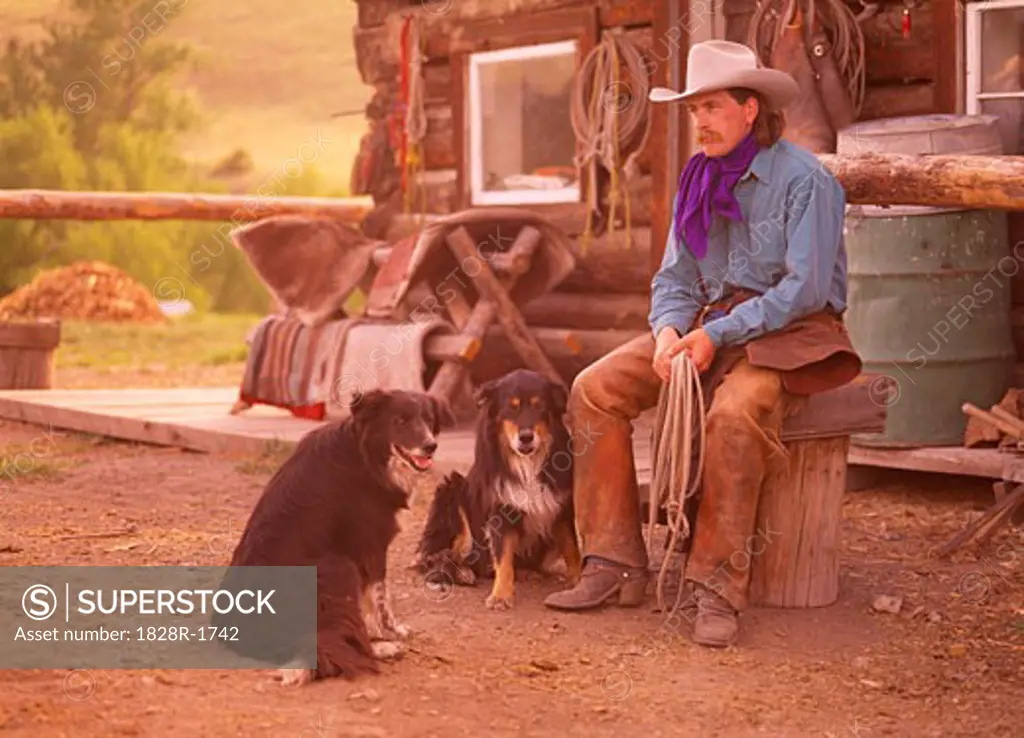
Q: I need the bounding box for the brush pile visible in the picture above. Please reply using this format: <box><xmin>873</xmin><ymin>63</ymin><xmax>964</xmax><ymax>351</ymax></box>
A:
<box><xmin>0</xmin><ymin>261</ymin><xmax>166</xmax><ymax>323</ymax></box>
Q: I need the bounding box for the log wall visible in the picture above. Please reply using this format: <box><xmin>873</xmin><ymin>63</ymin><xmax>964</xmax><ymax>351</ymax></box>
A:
<box><xmin>350</xmin><ymin>0</ymin><xmax>1007</xmax><ymax>384</ymax></box>
<box><xmin>353</xmin><ymin>0</ymin><xmax>655</xmax><ymax>232</ymax></box>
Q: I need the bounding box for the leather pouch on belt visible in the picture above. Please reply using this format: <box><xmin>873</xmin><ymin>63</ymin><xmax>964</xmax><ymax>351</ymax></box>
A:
<box><xmin>697</xmin><ymin>296</ymin><xmax>862</xmax><ymax>396</ymax></box>
<box><xmin>745</xmin><ymin>312</ymin><xmax>862</xmax><ymax>395</ymax></box>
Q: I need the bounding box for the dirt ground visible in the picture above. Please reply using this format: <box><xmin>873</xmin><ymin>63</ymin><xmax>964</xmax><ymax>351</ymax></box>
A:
<box><xmin>1</xmin><ymin>411</ymin><xmax>1022</xmax><ymax>737</ymax></box>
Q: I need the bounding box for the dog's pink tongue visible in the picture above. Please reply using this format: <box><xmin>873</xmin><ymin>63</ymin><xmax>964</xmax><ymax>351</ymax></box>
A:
<box><xmin>413</xmin><ymin>454</ymin><xmax>433</xmax><ymax>469</ymax></box>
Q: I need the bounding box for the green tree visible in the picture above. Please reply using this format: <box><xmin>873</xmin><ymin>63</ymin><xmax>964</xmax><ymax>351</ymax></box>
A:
<box><xmin>0</xmin><ymin>0</ymin><xmax>275</xmax><ymax>314</ymax></box>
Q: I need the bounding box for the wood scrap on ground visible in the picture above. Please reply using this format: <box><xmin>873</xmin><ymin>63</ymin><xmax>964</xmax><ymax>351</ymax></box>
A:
<box><xmin>936</xmin><ymin>390</ymin><xmax>1024</xmax><ymax>555</ymax></box>
<box><xmin>962</xmin><ymin>389</ymin><xmax>1024</xmax><ymax>451</ymax></box>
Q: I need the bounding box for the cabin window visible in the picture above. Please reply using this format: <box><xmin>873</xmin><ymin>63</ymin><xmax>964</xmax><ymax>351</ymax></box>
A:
<box><xmin>466</xmin><ymin>39</ymin><xmax>580</xmax><ymax>205</ymax></box>
<box><xmin>966</xmin><ymin>0</ymin><xmax>1024</xmax><ymax>153</ymax></box>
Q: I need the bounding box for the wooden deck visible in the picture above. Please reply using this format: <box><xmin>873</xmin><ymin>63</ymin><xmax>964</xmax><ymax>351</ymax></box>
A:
<box><xmin>0</xmin><ymin>387</ymin><xmax>1023</xmax><ymax>484</ymax></box>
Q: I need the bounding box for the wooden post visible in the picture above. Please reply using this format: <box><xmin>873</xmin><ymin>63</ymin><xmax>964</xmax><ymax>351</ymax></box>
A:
<box><xmin>748</xmin><ymin>435</ymin><xmax>850</xmax><ymax>608</ymax></box>
<box><xmin>427</xmin><ymin>224</ymin><xmax>543</xmax><ymax>402</ymax></box>
<box><xmin>0</xmin><ymin>321</ymin><xmax>62</xmax><ymax>390</ymax></box>
<box><xmin>428</xmin><ymin>300</ymin><xmax>499</xmax><ymax>401</ymax></box>
<box><xmin>650</xmin><ymin>0</ymin><xmax>689</xmax><ymax>276</ymax></box>
<box><xmin>443</xmin><ymin>226</ymin><xmax>564</xmax><ymax>386</ymax></box>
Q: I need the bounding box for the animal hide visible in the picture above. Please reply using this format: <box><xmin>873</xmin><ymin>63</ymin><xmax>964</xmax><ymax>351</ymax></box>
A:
<box><xmin>231</xmin><ymin>214</ymin><xmax>379</xmax><ymax>327</ymax></box>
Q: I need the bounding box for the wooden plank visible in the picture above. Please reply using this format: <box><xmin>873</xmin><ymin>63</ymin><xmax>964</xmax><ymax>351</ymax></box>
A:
<box><xmin>449</xmin><ymin>6</ymin><xmax>599</xmax><ymax>54</ymax></box>
<box><xmin>0</xmin><ymin>386</ymin><xmax>482</xmax><ymax>470</ymax></box>
<box><xmin>0</xmin><ymin>190</ymin><xmax>374</xmax><ymax>224</ymax></box>
<box><xmin>521</xmin><ymin>292</ymin><xmax>650</xmax><ymax>330</ymax></box>
<box><xmin>599</xmin><ymin>0</ymin><xmax>653</xmax><ymax>27</ymax></box>
<box><xmin>859</xmin><ymin>82</ymin><xmax>935</xmax><ymax>121</ymax></box>
<box><xmin>426</xmin><ymin>325</ymin><xmax>639</xmax><ymax>364</ymax></box>
<box><xmin>847</xmin><ymin>445</ymin><xmax>1024</xmax><ymax>484</ymax></box>
<box><xmin>0</xmin><ymin>393</ymin><xmax>299</xmax><ymax>455</ymax></box>
<box><xmin>780</xmin><ymin>381</ymin><xmax>889</xmax><ymax>441</ymax></box>
<box><xmin>638</xmin><ymin>443</ymin><xmax>1024</xmax><ymax>489</ymax></box>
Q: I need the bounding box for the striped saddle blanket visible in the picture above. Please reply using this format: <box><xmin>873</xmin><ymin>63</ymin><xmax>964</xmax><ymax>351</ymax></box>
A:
<box><xmin>238</xmin><ymin>314</ymin><xmax>356</xmax><ymax>420</ymax></box>
<box><xmin>237</xmin><ymin>313</ymin><xmax>454</xmax><ymax>420</ymax></box>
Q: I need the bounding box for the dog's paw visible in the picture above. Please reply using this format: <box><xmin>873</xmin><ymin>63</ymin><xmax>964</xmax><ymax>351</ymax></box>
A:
<box><xmin>386</xmin><ymin>622</ymin><xmax>412</xmax><ymax>640</ymax></box>
<box><xmin>454</xmin><ymin>565</ymin><xmax>476</xmax><ymax>586</ymax></box>
<box><xmin>371</xmin><ymin>640</ymin><xmax>404</xmax><ymax>661</ymax></box>
<box><xmin>276</xmin><ymin>668</ymin><xmax>315</xmax><ymax>687</ymax></box>
<box><xmin>485</xmin><ymin>594</ymin><xmax>513</xmax><ymax>611</ymax></box>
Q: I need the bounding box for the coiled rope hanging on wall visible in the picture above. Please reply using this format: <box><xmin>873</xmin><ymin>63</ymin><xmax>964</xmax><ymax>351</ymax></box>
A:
<box><xmin>570</xmin><ymin>31</ymin><xmax>652</xmax><ymax>248</ymax></box>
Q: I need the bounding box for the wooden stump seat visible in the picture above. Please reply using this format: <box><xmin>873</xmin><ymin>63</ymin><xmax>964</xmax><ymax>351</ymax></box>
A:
<box><xmin>0</xmin><ymin>320</ymin><xmax>61</xmax><ymax>390</ymax></box>
<box><xmin>638</xmin><ymin>375</ymin><xmax>892</xmax><ymax>609</ymax></box>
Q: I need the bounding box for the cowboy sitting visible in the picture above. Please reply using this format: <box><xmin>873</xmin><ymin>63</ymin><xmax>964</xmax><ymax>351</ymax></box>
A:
<box><xmin>543</xmin><ymin>40</ymin><xmax>862</xmax><ymax>648</ymax></box>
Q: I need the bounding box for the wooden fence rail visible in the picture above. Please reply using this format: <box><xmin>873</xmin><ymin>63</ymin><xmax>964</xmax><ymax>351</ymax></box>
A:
<box><xmin>0</xmin><ymin>190</ymin><xmax>374</xmax><ymax>223</ymax></box>
<box><xmin>0</xmin><ymin>154</ymin><xmax>1023</xmax><ymax>222</ymax></box>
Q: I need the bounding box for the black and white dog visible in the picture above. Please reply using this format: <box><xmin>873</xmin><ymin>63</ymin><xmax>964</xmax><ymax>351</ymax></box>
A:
<box><xmin>414</xmin><ymin>369</ymin><xmax>581</xmax><ymax>609</ymax></box>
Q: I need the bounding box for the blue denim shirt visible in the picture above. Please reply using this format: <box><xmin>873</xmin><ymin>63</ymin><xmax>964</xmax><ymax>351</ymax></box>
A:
<box><xmin>648</xmin><ymin>139</ymin><xmax>848</xmax><ymax>348</ymax></box>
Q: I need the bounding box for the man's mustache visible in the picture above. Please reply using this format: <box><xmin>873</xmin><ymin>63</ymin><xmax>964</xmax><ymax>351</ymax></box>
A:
<box><xmin>698</xmin><ymin>131</ymin><xmax>722</xmax><ymax>143</ymax></box>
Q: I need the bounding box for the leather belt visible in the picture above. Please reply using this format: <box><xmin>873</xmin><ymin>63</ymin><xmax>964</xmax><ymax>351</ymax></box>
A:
<box><xmin>697</xmin><ymin>289</ymin><xmax>844</xmax><ymax>327</ymax></box>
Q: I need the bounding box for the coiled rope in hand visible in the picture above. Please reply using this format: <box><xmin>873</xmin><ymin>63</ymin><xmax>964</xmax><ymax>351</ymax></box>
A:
<box><xmin>569</xmin><ymin>31</ymin><xmax>652</xmax><ymax>249</ymax></box>
<box><xmin>647</xmin><ymin>350</ymin><xmax>707</xmax><ymax>615</ymax></box>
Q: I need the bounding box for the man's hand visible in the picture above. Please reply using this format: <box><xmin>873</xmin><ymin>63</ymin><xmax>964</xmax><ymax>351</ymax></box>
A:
<box><xmin>653</xmin><ymin>328</ymin><xmax>682</xmax><ymax>382</ymax></box>
<box><xmin>674</xmin><ymin>328</ymin><xmax>716</xmax><ymax>373</ymax></box>
<box><xmin>653</xmin><ymin>327</ymin><xmax>716</xmax><ymax>381</ymax></box>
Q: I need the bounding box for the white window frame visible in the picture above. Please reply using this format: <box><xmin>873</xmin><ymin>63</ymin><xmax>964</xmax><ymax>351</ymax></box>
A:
<box><xmin>466</xmin><ymin>39</ymin><xmax>580</xmax><ymax>206</ymax></box>
<box><xmin>965</xmin><ymin>0</ymin><xmax>1024</xmax><ymax>113</ymax></box>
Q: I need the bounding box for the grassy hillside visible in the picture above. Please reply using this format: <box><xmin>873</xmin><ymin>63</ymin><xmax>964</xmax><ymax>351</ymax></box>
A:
<box><xmin>0</xmin><ymin>0</ymin><xmax>373</xmax><ymax>192</ymax></box>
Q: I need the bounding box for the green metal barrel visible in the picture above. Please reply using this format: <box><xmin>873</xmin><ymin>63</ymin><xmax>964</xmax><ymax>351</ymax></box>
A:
<box><xmin>844</xmin><ymin>206</ymin><xmax>1016</xmax><ymax>446</ymax></box>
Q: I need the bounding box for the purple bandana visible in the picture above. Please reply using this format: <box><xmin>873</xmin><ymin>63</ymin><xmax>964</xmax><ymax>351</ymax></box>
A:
<box><xmin>673</xmin><ymin>132</ymin><xmax>760</xmax><ymax>259</ymax></box>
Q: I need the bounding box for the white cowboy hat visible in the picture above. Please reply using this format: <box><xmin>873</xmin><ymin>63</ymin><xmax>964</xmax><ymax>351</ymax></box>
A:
<box><xmin>648</xmin><ymin>40</ymin><xmax>800</xmax><ymax>110</ymax></box>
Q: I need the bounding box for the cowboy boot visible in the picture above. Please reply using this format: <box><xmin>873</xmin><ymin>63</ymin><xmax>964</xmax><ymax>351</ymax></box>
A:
<box><xmin>543</xmin><ymin>334</ymin><xmax>661</xmax><ymax>611</ymax></box>
<box><xmin>543</xmin><ymin>556</ymin><xmax>648</xmax><ymax>610</ymax></box>
<box><xmin>689</xmin><ymin>584</ymin><xmax>739</xmax><ymax>648</ymax></box>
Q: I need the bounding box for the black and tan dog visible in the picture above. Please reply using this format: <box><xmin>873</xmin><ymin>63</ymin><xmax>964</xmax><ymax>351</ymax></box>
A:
<box><xmin>222</xmin><ymin>387</ymin><xmax>455</xmax><ymax>686</ymax></box>
<box><xmin>415</xmin><ymin>369</ymin><xmax>581</xmax><ymax>610</ymax></box>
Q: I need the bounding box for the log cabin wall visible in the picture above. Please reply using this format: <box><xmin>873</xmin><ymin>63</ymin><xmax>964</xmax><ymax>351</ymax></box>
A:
<box><xmin>351</xmin><ymin>0</ymin><xmax>1024</xmax><ymax>384</ymax></box>
<box><xmin>352</xmin><ymin>0</ymin><xmax>660</xmax><ymax>366</ymax></box>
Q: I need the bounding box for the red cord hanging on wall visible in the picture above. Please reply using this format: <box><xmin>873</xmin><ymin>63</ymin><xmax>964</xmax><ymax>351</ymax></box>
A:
<box><xmin>901</xmin><ymin>7</ymin><xmax>911</xmax><ymax>39</ymax></box>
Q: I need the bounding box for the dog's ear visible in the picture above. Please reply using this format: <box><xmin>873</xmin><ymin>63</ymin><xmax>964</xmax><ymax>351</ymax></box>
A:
<box><xmin>426</xmin><ymin>395</ymin><xmax>456</xmax><ymax>433</ymax></box>
<box><xmin>350</xmin><ymin>388</ymin><xmax>388</xmax><ymax>417</ymax></box>
<box><xmin>549</xmin><ymin>381</ymin><xmax>569</xmax><ymax>415</ymax></box>
<box><xmin>473</xmin><ymin>379</ymin><xmax>500</xmax><ymax>412</ymax></box>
